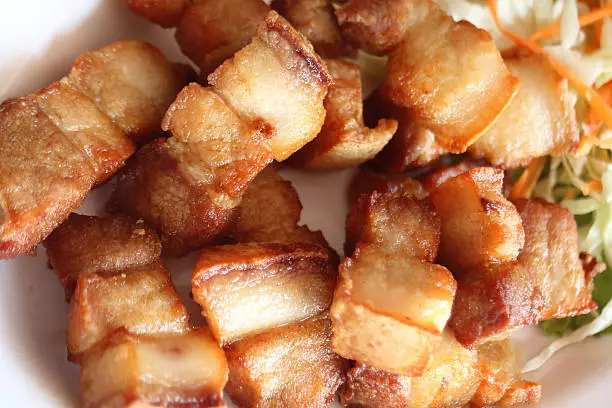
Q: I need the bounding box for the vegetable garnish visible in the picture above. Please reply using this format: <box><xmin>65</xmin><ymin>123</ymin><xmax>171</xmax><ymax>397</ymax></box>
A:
<box><xmin>509</xmin><ymin>157</ymin><xmax>548</xmax><ymax>200</ymax></box>
<box><xmin>487</xmin><ymin>0</ymin><xmax>612</xmax><ymax>134</ymax></box>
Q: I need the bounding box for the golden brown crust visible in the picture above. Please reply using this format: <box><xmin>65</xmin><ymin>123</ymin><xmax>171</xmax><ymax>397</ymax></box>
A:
<box><xmin>80</xmin><ymin>328</ymin><xmax>228</xmax><ymax>408</ymax></box>
<box><xmin>123</xmin><ymin>0</ymin><xmax>190</xmax><ymax>28</ymax></box>
<box><xmin>344</xmin><ymin>192</ymin><xmax>440</xmax><ymax>259</ymax></box>
<box><xmin>469</xmin><ymin>54</ymin><xmax>579</xmax><ymax>169</ymax></box>
<box><xmin>225</xmin><ymin>314</ymin><xmax>348</xmax><ymax>408</ymax></box>
<box><xmin>381</xmin><ymin>2</ymin><xmax>519</xmax><ymax>152</ymax></box>
<box><xmin>420</xmin><ymin>158</ymin><xmax>489</xmax><ymax>192</ymax></box>
<box><xmin>514</xmin><ymin>199</ymin><xmax>599</xmax><ymax>319</ymax></box>
<box><xmin>192</xmin><ymin>243</ymin><xmax>337</xmax><ymax>345</ymax></box>
<box><xmin>44</xmin><ymin>214</ymin><xmax>161</xmax><ymax>300</ymax></box>
<box><xmin>175</xmin><ymin>0</ymin><xmax>270</xmax><ymax>75</ymax></box>
<box><xmin>233</xmin><ymin>167</ymin><xmax>328</xmax><ymax>246</ymax></box>
<box><xmin>273</xmin><ymin>0</ymin><xmax>355</xmax><ymax>58</ymax></box>
<box><xmin>339</xmin><ymin>363</ymin><xmax>412</xmax><ymax>408</ymax></box>
<box><xmin>108</xmin><ymin>140</ymin><xmax>238</xmax><ymax>257</ymax></box>
<box><xmin>347</xmin><ymin>168</ymin><xmax>427</xmax><ymax>203</ymax></box>
<box><xmin>290</xmin><ymin>59</ymin><xmax>397</xmax><ymax>170</ymax></box>
<box><xmin>67</xmin><ymin>264</ymin><xmax>190</xmax><ymax>363</ymax></box>
<box><xmin>209</xmin><ymin>11</ymin><xmax>331</xmax><ymax>161</ymax></box>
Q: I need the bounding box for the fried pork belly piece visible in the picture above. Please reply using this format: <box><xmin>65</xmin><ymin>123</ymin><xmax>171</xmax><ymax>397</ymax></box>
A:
<box><xmin>45</xmin><ymin>214</ymin><xmax>161</xmax><ymax>299</ymax></box>
<box><xmin>66</xmin><ymin>41</ymin><xmax>192</xmax><ymax>144</ymax></box>
<box><xmin>469</xmin><ymin>54</ymin><xmax>579</xmax><ymax>168</ymax></box>
<box><xmin>345</xmin><ymin>192</ymin><xmax>439</xmax><ymax>258</ymax></box>
<box><xmin>331</xmin><ymin>244</ymin><xmax>456</xmax><ymax>375</ymax></box>
<box><xmin>430</xmin><ymin>167</ymin><xmax>525</xmax><ymax>274</ymax></box>
<box><xmin>234</xmin><ymin>167</ymin><xmax>327</xmax><ymax>246</ymax></box>
<box><xmin>175</xmin><ymin>0</ymin><xmax>269</xmax><ymax>76</ymax></box>
<box><xmin>225</xmin><ymin>314</ymin><xmax>348</xmax><ymax>408</ymax></box>
<box><xmin>123</xmin><ymin>0</ymin><xmax>190</xmax><ymax>27</ymax></box>
<box><xmin>514</xmin><ymin>199</ymin><xmax>598</xmax><ymax>320</ymax></box>
<box><xmin>420</xmin><ymin>158</ymin><xmax>488</xmax><ymax>192</ymax></box>
<box><xmin>352</xmin><ymin>0</ymin><xmax>517</xmax><ymax>152</ymax></box>
<box><xmin>290</xmin><ymin>59</ymin><xmax>397</xmax><ymax>170</ymax></box>
<box><xmin>80</xmin><ymin>329</ymin><xmax>228</xmax><ymax>408</ymax></box>
<box><xmin>0</xmin><ymin>41</ymin><xmax>188</xmax><ymax>259</ymax></box>
<box><xmin>347</xmin><ymin>168</ymin><xmax>427</xmax><ymax>203</ymax></box>
<box><xmin>340</xmin><ymin>335</ymin><xmax>540</xmax><ymax>408</ymax></box>
<box><xmin>192</xmin><ymin>243</ymin><xmax>336</xmax><ymax>345</ymax></box>
<box><xmin>272</xmin><ymin>0</ymin><xmax>355</xmax><ymax>58</ymax></box>
<box><xmin>339</xmin><ymin>362</ymin><xmax>412</xmax><ymax>408</ymax></box>
<box><xmin>209</xmin><ymin>12</ymin><xmax>331</xmax><ymax>161</ymax></box>
<box><xmin>67</xmin><ymin>263</ymin><xmax>190</xmax><ymax>362</ymax></box>
<box><xmin>363</xmin><ymin>89</ymin><xmax>445</xmax><ymax>172</ymax></box>
<box><xmin>110</xmin><ymin>13</ymin><xmax>330</xmax><ymax>255</ymax></box>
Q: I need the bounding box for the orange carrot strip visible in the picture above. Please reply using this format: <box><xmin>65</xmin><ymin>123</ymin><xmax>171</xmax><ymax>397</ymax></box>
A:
<box><xmin>509</xmin><ymin>157</ymin><xmax>548</xmax><ymax>200</ymax></box>
<box><xmin>582</xmin><ymin>179</ymin><xmax>603</xmax><ymax>195</ymax></box>
<box><xmin>527</xmin><ymin>4</ymin><xmax>612</xmax><ymax>43</ymax></box>
<box><xmin>488</xmin><ymin>0</ymin><xmax>612</xmax><ymax>132</ymax></box>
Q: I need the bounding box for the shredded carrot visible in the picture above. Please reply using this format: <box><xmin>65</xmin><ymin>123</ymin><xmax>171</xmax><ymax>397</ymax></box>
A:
<box><xmin>577</xmin><ymin>81</ymin><xmax>612</xmax><ymax>154</ymax></box>
<box><xmin>586</xmin><ymin>19</ymin><xmax>603</xmax><ymax>53</ymax></box>
<box><xmin>488</xmin><ymin>0</ymin><xmax>612</xmax><ymax>134</ymax></box>
<box><xmin>526</xmin><ymin>4</ymin><xmax>612</xmax><ymax>43</ymax></box>
<box><xmin>509</xmin><ymin>157</ymin><xmax>548</xmax><ymax>200</ymax></box>
<box><xmin>582</xmin><ymin>179</ymin><xmax>603</xmax><ymax>194</ymax></box>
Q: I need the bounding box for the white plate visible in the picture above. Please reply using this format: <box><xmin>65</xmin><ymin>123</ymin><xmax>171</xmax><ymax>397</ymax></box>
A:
<box><xmin>1</xmin><ymin>1</ymin><xmax>611</xmax><ymax>407</ymax></box>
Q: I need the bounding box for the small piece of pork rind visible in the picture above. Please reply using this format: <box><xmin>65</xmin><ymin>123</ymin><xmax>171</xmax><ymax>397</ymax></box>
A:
<box><xmin>123</xmin><ymin>0</ymin><xmax>190</xmax><ymax>28</ymax></box>
<box><xmin>449</xmin><ymin>261</ymin><xmax>542</xmax><ymax>347</ymax></box>
<box><xmin>383</xmin><ymin>4</ymin><xmax>519</xmax><ymax>152</ymax></box>
<box><xmin>514</xmin><ymin>198</ymin><xmax>598</xmax><ymax>320</ymax></box>
<box><xmin>234</xmin><ymin>167</ymin><xmax>327</xmax><ymax>246</ymax></box>
<box><xmin>347</xmin><ymin>168</ymin><xmax>427</xmax><ymax>203</ymax></box>
<box><xmin>430</xmin><ymin>167</ymin><xmax>525</xmax><ymax>275</ymax></box>
<box><xmin>192</xmin><ymin>243</ymin><xmax>337</xmax><ymax>346</ymax></box>
<box><xmin>420</xmin><ymin>158</ymin><xmax>488</xmax><ymax>192</ymax></box>
<box><xmin>175</xmin><ymin>0</ymin><xmax>269</xmax><ymax>76</ymax></box>
<box><xmin>45</xmin><ymin>214</ymin><xmax>161</xmax><ymax>300</ymax></box>
<box><xmin>209</xmin><ymin>11</ymin><xmax>332</xmax><ymax>161</ymax></box>
<box><xmin>469</xmin><ymin>54</ymin><xmax>579</xmax><ymax>169</ymax></box>
<box><xmin>272</xmin><ymin>0</ymin><xmax>355</xmax><ymax>58</ymax></box>
<box><xmin>335</xmin><ymin>0</ymin><xmax>434</xmax><ymax>56</ymax></box>
<box><xmin>0</xmin><ymin>96</ymin><xmax>95</xmax><ymax>259</ymax></box>
<box><xmin>290</xmin><ymin>59</ymin><xmax>397</xmax><ymax>170</ymax></box>
<box><xmin>364</xmin><ymin>90</ymin><xmax>445</xmax><ymax>172</ymax></box>
<box><xmin>80</xmin><ymin>328</ymin><xmax>227</xmax><ymax>408</ymax></box>
<box><xmin>66</xmin><ymin>41</ymin><xmax>192</xmax><ymax>144</ymax></box>
<box><xmin>108</xmin><ymin>140</ymin><xmax>237</xmax><ymax>257</ymax></box>
<box><xmin>225</xmin><ymin>314</ymin><xmax>348</xmax><ymax>408</ymax></box>
<box><xmin>36</xmin><ymin>81</ymin><xmax>135</xmax><ymax>185</ymax></box>
<box><xmin>67</xmin><ymin>263</ymin><xmax>190</xmax><ymax>362</ymax></box>
<box><xmin>339</xmin><ymin>362</ymin><xmax>412</xmax><ymax>408</ymax></box>
<box><xmin>345</xmin><ymin>192</ymin><xmax>439</xmax><ymax>259</ymax></box>
<box><xmin>471</xmin><ymin>340</ymin><xmax>540</xmax><ymax>407</ymax></box>
<box><xmin>331</xmin><ymin>245</ymin><xmax>456</xmax><ymax>375</ymax></box>
<box><xmin>162</xmin><ymin>83</ymin><xmax>273</xmax><ymax>206</ymax></box>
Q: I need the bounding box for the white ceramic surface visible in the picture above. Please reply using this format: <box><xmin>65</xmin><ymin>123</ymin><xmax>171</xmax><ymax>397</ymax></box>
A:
<box><xmin>0</xmin><ymin>1</ymin><xmax>611</xmax><ymax>407</ymax></box>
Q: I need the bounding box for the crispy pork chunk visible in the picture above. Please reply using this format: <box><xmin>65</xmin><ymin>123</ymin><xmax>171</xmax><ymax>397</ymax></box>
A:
<box><xmin>345</xmin><ymin>191</ymin><xmax>439</xmax><ymax>258</ymax></box>
<box><xmin>332</xmin><ymin>191</ymin><xmax>456</xmax><ymax>375</ymax></box>
<box><xmin>0</xmin><ymin>41</ymin><xmax>190</xmax><ymax>259</ymax></box>
<box><xmin>123</xmin><ymin>0</ymin><xmax>190</xmax><ymax>27</ymax></box>
<box><xmin>192</xmin><ymin>243</ymin><xmax>336</xmax><ymax>346</ymax></box>
<box><xmin>175</xmin><ymin>0</ymin><xmax>270</xmax><ymax>76</ymax></box>
<box><xmin>420</xmin><ymin>158</ymin><xmax>489</xmax><ymax>192</ymax></box>
<box><xmin>46</xmin><ymin>214</ymin><xmax>229</xmax><ymax>406</ymax></box>
<box><xmin>272</xmin><ymin>0</ymin><xmax>355</xmax><ymax>58</ymax></box>
<box><xmin>234</xmin><ymin>167</ymin><xmax>328</xmax><ymax>246</ymax></box>
<box><xmin>290</xmin><ymin>59</ymin><xmax>397</xmax><ymax>170</ymax></box>
<box><xmin>45</xmin><ymin>214</ymin><xmax>161</xmax><ymax>299</ymax></box>
<box><xmin>469</xmin><ymin>54</ymin><xmax>579</xmax><ymax>168</ymax></box>
<box><xmin>80</xmin><ymin>329</ymin><xmax>228</xmax><ymax>408</ymax></box>
<box><xmin>513</xmin><ymin>199</ymin><xmax>599</xmax><ymax>320</ymax></box>
<box><xmin>347</xmin><ymin>168</ymin><xmax>427</xmax><ymax>203</ymax></box>
<box><xmin>364</xmin><ymin>90</ymin><xmax>445</xmax><ymax>172</ymax></box>
<box><xmin>429</xmin><ymin>167</ymin><xmax>525</xmax><ymax>273</ymax></box>
<box><xmin>225</xmin><ymin>313</ymin><xmax>348</xmax><ymax>408</ymax></box>
<box><xmin>339</xmin><ymin>335</ymin><xmax>540</xmax><ymax>407</ymax></box>
<box><xmin>109</xmin><ymin>12</ymin><xmax>331</xmax><ymax>256</ymax></box>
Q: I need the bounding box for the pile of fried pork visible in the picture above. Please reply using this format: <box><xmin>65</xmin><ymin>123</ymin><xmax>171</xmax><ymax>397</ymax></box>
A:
<box><xmin>0</xmin><ymin>0</ymin><xmax>604</xmax><ymax>407</ymax></box>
